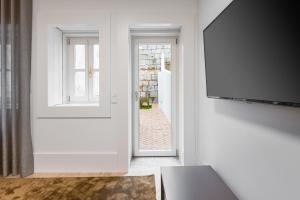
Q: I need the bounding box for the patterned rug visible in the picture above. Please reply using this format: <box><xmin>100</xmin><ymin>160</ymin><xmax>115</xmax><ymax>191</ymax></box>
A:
<box><xmin>0</xmin><ymin>175</ymin><xmax>156</xmax><ymax>200</ymax></box>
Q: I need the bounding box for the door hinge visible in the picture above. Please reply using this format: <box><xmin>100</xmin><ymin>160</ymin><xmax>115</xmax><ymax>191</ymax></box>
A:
<box><xmin>67</xmin><ymin>39</ymin><xmax>71</xmax><ymax>45</ymax></box>
<box><xmin>176</xmin><ymin>38</ymin><xmax>179</xmax><ymax>45</ymax></box>
<box><xmin>67</xmin><ymin>96</ymin><xmax>71</xmax><ymax>102</ymax></box>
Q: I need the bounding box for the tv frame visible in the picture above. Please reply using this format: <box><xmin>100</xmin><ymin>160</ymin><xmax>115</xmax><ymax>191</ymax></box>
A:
<box><xmin>203</xmin><ymin>0</ymin><xmax>300</xmax><ymax>108</ymax></box>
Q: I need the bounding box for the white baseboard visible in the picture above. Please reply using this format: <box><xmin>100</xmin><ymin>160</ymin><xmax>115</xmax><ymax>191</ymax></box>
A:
<box><xmin>34</xmin><ymin>152</ymin><xmax>118</xmax><ymax>173</ymax></box>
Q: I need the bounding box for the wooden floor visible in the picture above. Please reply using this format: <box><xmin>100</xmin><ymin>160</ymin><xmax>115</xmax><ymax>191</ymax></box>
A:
<box><xmin>5</xmin><ymin>157</ymin><xmax>181</xmax><ymax>200</ymax></box>
<box><xmin>27</xmin><ymin>172</ymin><xmax>125</xmax><ymax>178</ymax></box>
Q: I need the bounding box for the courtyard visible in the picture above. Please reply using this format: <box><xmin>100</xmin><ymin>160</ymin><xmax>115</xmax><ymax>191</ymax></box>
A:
<box><xmin>139</xmin><ymin>104</ymin><xmax>171</xmax><ymax>151</ymax></box>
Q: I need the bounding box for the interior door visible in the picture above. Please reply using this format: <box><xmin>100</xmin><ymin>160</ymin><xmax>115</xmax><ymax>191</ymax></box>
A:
<box><xmin>132</xmin><ymin>37</ymin><xmax>177</xmax><ymax>157</ymax></box>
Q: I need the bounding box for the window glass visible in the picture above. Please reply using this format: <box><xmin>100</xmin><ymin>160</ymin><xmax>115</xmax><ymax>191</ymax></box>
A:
<box><xmin>74</xmin><ymin>45</ymin><xmax>85</xmax><ymax>69</ymax></box>
<box><xmin>74</xmin><ymin>71</ymin><xmax>86</xmax><ymax>96</ymax></box>
<box><xmin>66</xmin><ymin>37</ymin><xmax>100</xmax><ymax>103</ymax></box>
<box><xmin>93</xmin><ymin>72</ymin><xmax>99</xmax><ymax>97</ymax></box>
<box><xmin>93</xmin><ymin>44</ymin><xmax>99</xmax><ymax>69</ymax></box>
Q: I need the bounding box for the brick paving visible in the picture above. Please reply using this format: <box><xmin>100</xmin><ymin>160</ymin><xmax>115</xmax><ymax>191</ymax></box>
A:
<box><xmin>139</xmin><ymin>104</ymin><xmax>171</xmax><ymax>151</ymax></box>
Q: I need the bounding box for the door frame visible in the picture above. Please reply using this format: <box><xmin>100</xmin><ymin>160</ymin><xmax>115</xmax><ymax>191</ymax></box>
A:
<box><xmin>132</xmin><ymin>36</ymin><xmax>178</xmax><ymax>157</ymax></box>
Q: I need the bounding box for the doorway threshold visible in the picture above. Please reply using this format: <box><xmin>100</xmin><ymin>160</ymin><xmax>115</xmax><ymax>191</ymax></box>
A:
<box><xmin>127</xmin><ymin>157</ymin><xmax>181</xmax><ymax>200</ymax></box>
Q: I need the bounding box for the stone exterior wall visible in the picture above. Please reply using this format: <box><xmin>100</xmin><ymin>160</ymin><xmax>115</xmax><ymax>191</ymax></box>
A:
<box><xmin>139</xmin><ymin>44</ymin><xmax>171</xmax><ymax>103</ymax></box>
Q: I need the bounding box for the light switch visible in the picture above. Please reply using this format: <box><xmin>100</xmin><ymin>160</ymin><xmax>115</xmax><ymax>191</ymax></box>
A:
<box><xmin>111</xmin><ymin>95</ymin><xmax>118</xmax><ymax>104</ymax></box>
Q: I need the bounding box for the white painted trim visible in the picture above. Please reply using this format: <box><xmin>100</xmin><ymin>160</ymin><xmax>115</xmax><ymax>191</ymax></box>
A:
<box><xmin>129</xmin><ymin>26</ymin><xmax>181</xmax><ymax>37</ymax></box>
<box><xmin>134</xmin><ymin>150</ymin><xmax>177</xmax><ymax>157</ymax></box>
<box><xmin>130</xmin><ymin>33</ymin><xmax>180</xmax><ymax>37</ymax></box>
<box><xmin>34</xmin><ymin>11</ymin><xmax>111</xmax><ymax>118</ymax></box>
<box><xmin>132</xmin><ymin>36</ymin><xmax>178</xmax><ymax>157</ymax></box>
<box><xmin>65</xmin><ymin>37</ymin><xmax>100</xmax><ymax>103</ymax></box>
<box><xmin>34</xmin><ymin>152</ymin><xmax>118</xmax><ymax>173</ymax></box>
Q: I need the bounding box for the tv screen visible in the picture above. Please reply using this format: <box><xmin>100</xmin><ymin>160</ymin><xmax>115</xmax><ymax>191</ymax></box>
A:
<box><xmin>203</xmin><ymin>0</ymin><xmax>300</xmax><ymax>106</ymax></box>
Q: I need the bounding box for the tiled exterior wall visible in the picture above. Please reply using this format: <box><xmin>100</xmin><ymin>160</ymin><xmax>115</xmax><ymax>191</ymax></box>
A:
<box><xmin>139</xmin><ymin>44</ymin><xmax>171</xmax><ymax>102</ymax></box>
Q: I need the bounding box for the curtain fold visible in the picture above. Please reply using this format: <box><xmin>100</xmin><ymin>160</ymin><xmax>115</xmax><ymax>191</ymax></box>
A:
<box><xmin>0</xmin><ymin>0</ymin><xmax>34</xmax><ymax>177</ymax></box>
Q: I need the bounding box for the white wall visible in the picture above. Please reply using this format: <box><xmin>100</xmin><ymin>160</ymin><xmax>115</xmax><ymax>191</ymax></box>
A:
<box><xmin>32</xmin><ymin>0</ymin><xmax>198</xmax><ymax>173</ymax></box>
<box><xmin>158</xmin><ymin>62</ymin><xmax>171</xmax><ymax>122</ymax></box>
<box><xmin>47</xmin><ymin>27</ymin><xmax>62</xmax><ymax>106</ymax></box>
<box><xmin>197</xmin><ymin>0</ymin><xmax>300</xmax><ymax>199</ymax></box>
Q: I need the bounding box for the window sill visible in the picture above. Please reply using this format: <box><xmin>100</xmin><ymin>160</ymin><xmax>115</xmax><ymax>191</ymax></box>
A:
<box><xmin>37</xmin><ymin>102</ymin><xmax>110</xmax><ymax>118</ymax></box>
<box><xmin>53</xmin><ymin>103</ymin><xmax>99</xmax><ymax>107</ymax></box>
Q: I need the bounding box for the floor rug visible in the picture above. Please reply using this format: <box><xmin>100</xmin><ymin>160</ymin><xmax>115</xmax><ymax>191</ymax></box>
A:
<box><xmin>0</xmin><ymin>175</ymin><xmax>156</xmax><ymax>200</ymax></box>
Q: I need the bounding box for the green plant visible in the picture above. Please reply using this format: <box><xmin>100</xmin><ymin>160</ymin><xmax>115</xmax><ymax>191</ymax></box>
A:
<box><xmin>140</xmin><ymin>96</ymin><xmax>152</xmax><ymax>109</ymax></box>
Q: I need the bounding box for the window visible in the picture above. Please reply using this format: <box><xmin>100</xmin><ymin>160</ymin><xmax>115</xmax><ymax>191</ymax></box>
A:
<box><xmin>45</xmin><ymin>25</ymin><xmax>110</xmax><ymax>118</ymax></box>
<box><xmin>65</xmin><ymin>37</ymin><xmax>100</xmax><ymax>104</ymax></box>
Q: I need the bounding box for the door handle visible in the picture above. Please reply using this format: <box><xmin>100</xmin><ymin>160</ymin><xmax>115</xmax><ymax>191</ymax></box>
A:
<box><xmin>135</xmin><ymin>91</ymin><xmax>139</xmax><ymax>101</ymax></box>
<box><xmin>88</xmin><ymin>67</ymin><xmax>94</xmax><ymax>78</ymax></box>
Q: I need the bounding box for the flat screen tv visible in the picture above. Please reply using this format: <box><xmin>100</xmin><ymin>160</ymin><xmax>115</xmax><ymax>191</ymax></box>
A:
<box><xmin>203</xmin><ymin>0</ymin><xmax>300</xmax><ymax>107</ymax></box>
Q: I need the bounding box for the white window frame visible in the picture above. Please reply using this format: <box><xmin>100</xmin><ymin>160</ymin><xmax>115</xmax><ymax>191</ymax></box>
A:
<box><xmin>38</xmin><ymin>17</ymin><xmax>111</xmax><ymax>118</ymax></box>
<box><xmin>66</xmin><ymin>36</ymin><xmax>100</xmax><ymax>104</ymax></box>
